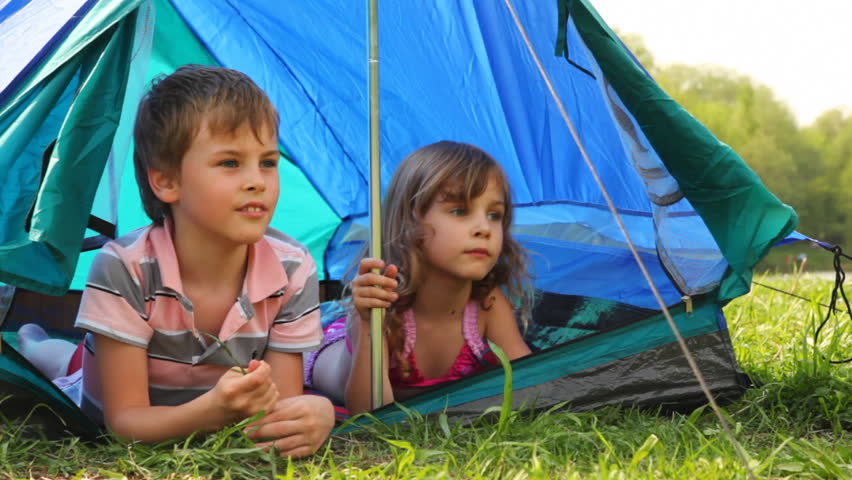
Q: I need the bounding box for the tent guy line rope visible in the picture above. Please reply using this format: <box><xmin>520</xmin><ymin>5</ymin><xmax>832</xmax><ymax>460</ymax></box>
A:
<box><xmin>501</xmin><ymin>1</ymin><xmax>757</xmax><ymax>478</ymax></box>
<box><xmin>815</xmin><ymin>246</ymin><xmax>852</xmax><ymax>363</ymax></box>
<box><xmin>754</xmin><ymin>245</ymin><xmax>851</xmax><ymax>364</ymax></box>
<box><xmin>754</xmin><ymin>280</ymin><xmax>852</xmax><ymax>364</ymax></box>
<box><xmin>752</xmin><ymin>281</ymin><xmax>834</xmax><ymax>308</ymax></box>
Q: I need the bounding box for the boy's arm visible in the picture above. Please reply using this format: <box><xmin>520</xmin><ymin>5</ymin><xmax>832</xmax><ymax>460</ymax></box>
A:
<box><xmin>242</xmin><ymin>246</ymin><xmax>333</xmax><ymax>457</ymax></box>
<box><xmin>263</xmin><ymin>350</ymin><xmax>304</xmax><ymax>397</ymax></box>
<box><xmin>247</xmin><ymin>349</ymin><xmax>334</xmax><ymax>458</ymax></box>
<box><xmin>261</xmin><ymin>244</ymin><xmax>321</xmax><ymax>399</ymax></box>
<box><xmin>96</xmin><ymin>334</ymin><xmax>277</xmax><ymax>442</ymax></box>
<box><xmin>482</xmin><ymin>288</ymin><xmax>531</xmax><ymax>360</ymax></box>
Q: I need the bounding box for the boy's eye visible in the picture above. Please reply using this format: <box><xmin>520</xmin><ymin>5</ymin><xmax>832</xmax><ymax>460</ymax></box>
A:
<box><xmin>449</xmin><ymin>207</ymin><xmax>466</xmax><ymax>216</ymax></box>
<box><xmin>219</xmin><ymin>159</ymin><xmax>238</xmax><ymax>168</ymax></box>
<box><xmin>261</xmin><ymin>158</ymin><xmax>279</xmax><ymax>168</ymax></box>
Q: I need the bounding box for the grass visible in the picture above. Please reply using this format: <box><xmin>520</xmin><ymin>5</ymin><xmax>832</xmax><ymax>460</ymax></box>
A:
<box><xmin>1</xmin><ymin>274</ymin><xmax>850</xmax><ymax>479</ymax></box>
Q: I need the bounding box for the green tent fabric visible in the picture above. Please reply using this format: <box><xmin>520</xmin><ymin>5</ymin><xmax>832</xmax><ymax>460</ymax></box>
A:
<box><xmin>362</xmin><ymin>299</ymin><xmax>745</xmax><ymax>427</ymax></box>
<box><xmin>571</xmin><ymin>1</ymin><xmax>797</xmax><ymax>303</ymax></box>
<box><xmin>0</xmin><ymin>2</ymin><xmax>141</xmax><ymax>294</ymax></box>
<box><xmin>0</xmin><ymin>336</ymin><xmax>100</xmax><ymax>439</ymax></box>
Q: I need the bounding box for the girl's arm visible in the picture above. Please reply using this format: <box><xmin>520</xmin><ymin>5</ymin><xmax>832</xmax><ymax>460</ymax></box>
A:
<box><xmin>95</xmin><ymin>334</ymin><xmax>278</xmax><ymax>443</ymax></box>
<box><xmin>483</xmin><ymin>288</ymin><xmax>531</xmax><ymax>360</ymax></box>
<box><xmin>344</xmin><ymin>257</ymin><xmax>398</xmax><ymax>413</ymax></box>
<box><xmin>345</xmin><ymin>311</ymin><xmax>394</xmax><ymax>414</ymax></box>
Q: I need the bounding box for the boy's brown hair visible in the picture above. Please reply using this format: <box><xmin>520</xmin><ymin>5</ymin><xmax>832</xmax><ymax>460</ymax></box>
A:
<box><xmin>133</xmin><ymin>64</ymin><xmax>280</xmax><ymax>224</ymax></box>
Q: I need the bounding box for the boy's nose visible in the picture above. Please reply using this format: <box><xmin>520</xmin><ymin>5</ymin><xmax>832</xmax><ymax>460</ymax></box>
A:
<box><xmin>243</xmin><ymin>168</ymin><xmax>266</xmax><ymax>191</ymax></box>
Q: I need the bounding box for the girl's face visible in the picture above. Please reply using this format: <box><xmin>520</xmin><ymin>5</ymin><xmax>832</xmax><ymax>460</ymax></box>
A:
<box><xmin>418</xmin><ymin>173</ymin><xmax>505</xmax><ymax>284</ymax></box>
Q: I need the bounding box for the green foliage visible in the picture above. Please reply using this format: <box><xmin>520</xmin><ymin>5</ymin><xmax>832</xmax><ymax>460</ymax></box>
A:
<box><xmin>621</xmin><ymin>34</ymin><xmax>852</xmax><ymax>247</ymax></box>
<box><xmin>727</xmin><ymin>275</ymin><xmax>851</xmax><ymax>431</ymax></box>
<box><xmin>617</xmin><ymin>32</ymin><xmax>655</xmax><ymax>71</ymax></box>
<box><xmin>655</xmin><ymin>64</ymin><xmax>806</xmax><ymax>218</ymax></box>
<box><xmin>485</xmin><ymin>340</ymin><xmax>514</xmax><ymax>435</ymax></box>
<box><xmin>798</xmin><ymin>110</ymin><xmax>852</xmax><ymax>244</ymax></box>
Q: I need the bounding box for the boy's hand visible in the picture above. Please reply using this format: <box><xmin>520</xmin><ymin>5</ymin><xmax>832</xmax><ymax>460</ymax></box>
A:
<box><xmin>211</xmin><ymin>359</ymin><xmax>278</xmax><ymax>423</ymax></box>
<box><xmin>351</xmin><ymin>258</ymin><xmax>399</xmax><ymax>322</ymax></box>
<box><xmin>245</xmin><ymin>395</ymin><xmax>335</xmax><ymax>458</ymax></box>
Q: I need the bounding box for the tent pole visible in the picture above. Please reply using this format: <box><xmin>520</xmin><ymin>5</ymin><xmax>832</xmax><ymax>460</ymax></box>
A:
<box><xmin>367</xmin><ymin>0</ymin><xmax>383</xmax><ymax>411</ymax></box>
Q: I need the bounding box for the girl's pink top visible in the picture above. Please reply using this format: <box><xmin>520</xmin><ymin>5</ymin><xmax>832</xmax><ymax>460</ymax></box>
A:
<box><xmin>388</xmin><ymin>300</ymin><xmax>499</xmax><ymax>388</ymax></box>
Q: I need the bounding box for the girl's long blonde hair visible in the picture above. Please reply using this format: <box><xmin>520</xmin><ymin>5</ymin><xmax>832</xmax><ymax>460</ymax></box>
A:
<box><xmin>379</xmin><ymin>141</ymin><xmax>532</xmax><ymax>374</ymax></box>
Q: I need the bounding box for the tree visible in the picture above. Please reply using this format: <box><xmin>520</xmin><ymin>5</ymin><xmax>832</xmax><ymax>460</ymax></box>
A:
<box><xmin>799</xmin><ymin>110</ymin><xmax>852</xmax><ymax>244</ymax></box>
<box><xmin>617</xmin><ymin>32</ymin><xmax>655</xmax><ymax>72</ymax></box>
<box><xmin>618</xmin><ymin>33</ymin><xmax>849</xmax><ymax>246</ymax></box>
<box><xmin>654</xmin><ymin>64</ymin><xmax>803</xmax><ymax>214</ymax></box>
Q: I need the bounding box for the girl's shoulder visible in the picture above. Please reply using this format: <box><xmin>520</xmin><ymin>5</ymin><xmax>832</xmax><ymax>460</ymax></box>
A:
<box><xmin>464</xmin><ymin>288</ymin><xmax>502</xmax><ymax>338</ymax></box>
<box><xmin>478</xmin><ymin>288</ymin><xmax>513</xmax><ymax>320</ymax></box>
<box><xmin>474</xmin><ymin>288</ymin><xmax>513</xmax><ymax>336</ymax></box>
<box><xmin>477</xmin><ymin>287</ymin><xmax>532</xmax><ymax>360</ymax></box>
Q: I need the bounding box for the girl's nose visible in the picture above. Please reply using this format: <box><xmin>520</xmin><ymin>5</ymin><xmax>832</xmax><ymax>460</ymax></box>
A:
<box><xmin>473</xmin><ymin>216</ymin><xmax>491</xmax><ymax>237</ymax></box>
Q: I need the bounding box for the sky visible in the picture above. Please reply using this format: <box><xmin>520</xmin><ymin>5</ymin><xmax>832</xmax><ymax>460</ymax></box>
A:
<box><xmin>589</xmin><ymin>0</ymin><xmax>852</xmax><ymax>126</ymax></box>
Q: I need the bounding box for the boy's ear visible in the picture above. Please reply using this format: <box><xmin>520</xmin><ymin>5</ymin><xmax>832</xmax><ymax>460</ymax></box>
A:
<box><xmin>148</xmin><ymin>168</ymin><xmax>180</xmax><ymax>204</ymax></box>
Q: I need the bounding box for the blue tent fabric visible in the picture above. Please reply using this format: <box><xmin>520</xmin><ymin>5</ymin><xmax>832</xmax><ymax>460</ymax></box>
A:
<box><xmin>170</xmin><ymin>1</ymin><xmax>660</xmax><ymax>217</ymax></box>
<box><xmin>158</xmin><ymin>0</ymin><xmax>723</xmax><ymax>307</ymax></box>
<box><xmin>0</xmin><ymin>0</ymin><xmax>96</xmax><ymax>104</ymax></box>
<box><xmin>170</xmin><ymin>0</ymin><xmax>744</xmax><ymax>308</ymax></box>
<box><xmin>0</xmin><ymin>0</ymin><xmax>736</xmax><ymax>307</ymax></box>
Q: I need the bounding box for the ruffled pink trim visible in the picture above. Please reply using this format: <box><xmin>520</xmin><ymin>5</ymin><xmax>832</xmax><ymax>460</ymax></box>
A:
<box><xmin>461</xmin><ymin>300</ymin><xmax>487</xmax><ymax>359</ymax></box>
<box><xmin>401</xmin><ymin>308</ymin><xmax>417</xmax><ymax>358</ymax></box>
<box><xmin>403</xmin><ymin>301</ymin><xmax>484</xmax><ymax>358</ymax></box>
<box><xmin>389</xmin><ymin>300</ymin><xmax>497</xmax><ymax>388</ymax></box>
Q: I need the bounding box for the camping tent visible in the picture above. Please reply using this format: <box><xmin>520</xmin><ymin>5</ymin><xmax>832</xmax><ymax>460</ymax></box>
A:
<box><xmin>0</xmin><ymin>0</ymin><xmax>796</xmax><ymax>437</ymax></box>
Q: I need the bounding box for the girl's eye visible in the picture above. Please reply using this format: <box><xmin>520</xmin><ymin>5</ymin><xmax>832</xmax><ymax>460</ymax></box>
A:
<box><xmin>487</xmin><ymin>211</ymin><xmax>504</xmax><ymax>221</ymax></box>
<box><xmin>450</xmin><ymin>208</ymin><xmax>466</xmax><ymax>216</ymax></box>
<box><xmin>220</xmin><ymin>159</ymin><xmax>238</xmax><ymax>168</ymax></box>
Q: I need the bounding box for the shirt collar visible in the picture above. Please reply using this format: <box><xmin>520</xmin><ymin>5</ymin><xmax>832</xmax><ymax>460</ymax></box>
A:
<box><xmin>148</xmin><ymin>218</ymin><xmax>289</xmax><ymax>303</ymax></box>
<box><xmin>244</xmin><ymin>234</ymin><xmax>289</xmax><ymax>303</ymax></box>
<box><xmin>149</xmin><ymin>218</ymin><xmax>184</xmax><ymax>295</ymax></box>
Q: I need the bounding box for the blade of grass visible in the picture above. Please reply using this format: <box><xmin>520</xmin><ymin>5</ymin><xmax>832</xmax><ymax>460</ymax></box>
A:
<box><xmin>196</xmin><ymin>330</ymin><xmax>246</xmax><ymax>374</ymax></box>
<box><xmin>487</xmin><ymin>340</ymin><xmax>513</xmax><ymax>435</ymax></box>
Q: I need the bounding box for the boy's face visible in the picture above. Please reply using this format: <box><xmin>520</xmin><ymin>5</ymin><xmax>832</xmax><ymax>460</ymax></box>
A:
<box><xmin>154</xmin><ymin>119</ymin><xmax>280</xmax><ymax>248</ymax></box>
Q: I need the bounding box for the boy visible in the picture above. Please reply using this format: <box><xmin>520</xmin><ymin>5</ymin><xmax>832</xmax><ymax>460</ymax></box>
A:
<box><xmin>20</xmin><ymin>65</ymin><xmax>333</xmax><ymax>457</ymax></box>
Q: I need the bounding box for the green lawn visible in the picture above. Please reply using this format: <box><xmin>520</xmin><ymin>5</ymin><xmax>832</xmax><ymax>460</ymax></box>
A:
<box><xmin>2</xmin><ymin>274</ymin><xmax>850</xmax><ymax>479</ymax></box>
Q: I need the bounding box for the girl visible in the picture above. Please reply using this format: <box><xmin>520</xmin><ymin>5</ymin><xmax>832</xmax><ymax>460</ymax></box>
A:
<box><xmin>308</xmin><ymin>140</ymin><xmax>533</xmax><ymax>414</ymax></box>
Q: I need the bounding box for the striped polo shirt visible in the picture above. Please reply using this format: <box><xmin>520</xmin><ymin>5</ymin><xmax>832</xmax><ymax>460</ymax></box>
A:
<box><xmin>74</xmin><ymin>221</ymin><xmax>322</xmax><ymax>424</ymax></box>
